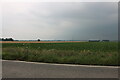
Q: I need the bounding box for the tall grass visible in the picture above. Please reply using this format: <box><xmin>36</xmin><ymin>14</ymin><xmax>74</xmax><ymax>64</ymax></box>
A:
<box><xmin>2</xmin><ymin>42</ymin><xmax>119</xmax><ymax>66</ymax></box>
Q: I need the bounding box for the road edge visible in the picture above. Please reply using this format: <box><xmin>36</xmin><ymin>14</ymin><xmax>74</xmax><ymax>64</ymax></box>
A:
<box><xmin>2</xmin><ymin>60</ymin><xmax>119</xmax><ymax>69</ymax></box>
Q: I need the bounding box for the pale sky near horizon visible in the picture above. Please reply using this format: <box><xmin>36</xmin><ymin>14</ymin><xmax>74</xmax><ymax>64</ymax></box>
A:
<box><xmin>2</xmin><ymin>2</ymin><xmax>118</xmax><ymax>40</ymax></box>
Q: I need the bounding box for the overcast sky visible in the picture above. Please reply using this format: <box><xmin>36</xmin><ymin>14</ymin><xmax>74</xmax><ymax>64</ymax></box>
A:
<box><xmin>2</xmin><ymin>2</ymin><xmax>118</xmax><ymax>40</ymax></box>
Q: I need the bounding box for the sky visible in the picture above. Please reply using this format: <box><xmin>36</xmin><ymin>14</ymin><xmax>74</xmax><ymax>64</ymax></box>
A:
<box><xmin>2</xmin><ymin>2</ymin><xmax>118</xmax><ymax>40</ymax></box>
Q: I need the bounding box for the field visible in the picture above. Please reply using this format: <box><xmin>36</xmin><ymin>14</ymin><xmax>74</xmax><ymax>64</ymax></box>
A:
<box><xmin>1</xmin><ymin>41</ymin><xmax>119</xmax><ymax>66</ymax></box>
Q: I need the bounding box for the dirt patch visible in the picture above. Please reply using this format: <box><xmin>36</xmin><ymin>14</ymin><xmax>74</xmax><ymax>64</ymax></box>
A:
<box><xmin>0</xmin><ymin>41</ymin><xmax>83</xmax><ymax>43</ymax></box>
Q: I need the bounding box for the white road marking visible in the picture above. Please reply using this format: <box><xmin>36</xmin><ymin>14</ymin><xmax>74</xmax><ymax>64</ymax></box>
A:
<box><xmin>2</xmin><ymin>60</ymin><xmax>119</xmax><ymax>69</ymax></box>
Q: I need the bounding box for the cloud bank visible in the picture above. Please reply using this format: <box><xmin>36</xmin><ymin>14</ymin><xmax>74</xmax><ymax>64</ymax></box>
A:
<box><xmin>2</xmin><ymin>2</ymin><xmax>118</xmax><ymax>40</ymax></box>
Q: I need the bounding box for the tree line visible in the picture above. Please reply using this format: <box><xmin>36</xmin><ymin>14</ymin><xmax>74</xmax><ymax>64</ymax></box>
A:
<box><xmin>0</xmin><ymin>38</ymin><xmax>14</xmax><ymax>41</ymax></box>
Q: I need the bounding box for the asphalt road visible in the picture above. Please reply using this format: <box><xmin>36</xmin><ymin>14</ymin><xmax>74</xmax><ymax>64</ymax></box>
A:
<box><xmin>2</xmin><ymin>60</ymin><xmax>119</xmax><ymax>78</ymax></box>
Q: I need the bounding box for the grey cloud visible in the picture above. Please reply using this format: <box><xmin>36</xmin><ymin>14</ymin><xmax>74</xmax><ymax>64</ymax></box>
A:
<box><xmin>2</xmin><ymin>2</ymin><xmax>118</xmax><ymax>40</ymax></box>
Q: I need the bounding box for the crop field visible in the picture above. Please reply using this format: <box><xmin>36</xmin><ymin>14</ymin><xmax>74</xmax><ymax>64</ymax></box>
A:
<box><xmin>1</xmin><ymin>41</ymin><xmax>119</xmax><ymax>66</ymax></box>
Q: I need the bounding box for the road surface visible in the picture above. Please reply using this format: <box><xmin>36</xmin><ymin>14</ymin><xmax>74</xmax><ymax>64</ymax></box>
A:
<box><xmin>2</xmin><ymin>60</ymin><xmax>119</xmax><ymax>78</ymax></box>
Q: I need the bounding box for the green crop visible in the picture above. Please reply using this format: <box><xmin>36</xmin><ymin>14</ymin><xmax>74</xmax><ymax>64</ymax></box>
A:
<box><xmin>1</xmin><ymin>42</ymin><xmax>119</xmax><ymax>66</ymax></box>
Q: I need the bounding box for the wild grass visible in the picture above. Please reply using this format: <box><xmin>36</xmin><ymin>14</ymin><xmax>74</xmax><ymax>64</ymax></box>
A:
<box><xmin>2</xmin><ymin>42</ymin><xmax>119</xmax><ymax>66</ymax></box>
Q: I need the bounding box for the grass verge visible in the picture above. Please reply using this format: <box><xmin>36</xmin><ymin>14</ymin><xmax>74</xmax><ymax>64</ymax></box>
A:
<box><xmin>2</xmin><ymin>42</ymin><xmax>119</xmax><ymax>66</ymax></box>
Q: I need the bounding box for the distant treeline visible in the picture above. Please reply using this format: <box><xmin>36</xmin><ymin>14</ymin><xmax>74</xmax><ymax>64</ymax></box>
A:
<box><xmin>0</xmin><ymin>38</ymin><xmax>14</xmax><ymax>41</ymax></box>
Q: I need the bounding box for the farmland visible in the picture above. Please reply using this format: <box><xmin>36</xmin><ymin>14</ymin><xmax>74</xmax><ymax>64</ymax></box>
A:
<box><xmin>1</xmin><ymin>41</ymin><xmax>119</xmax><ymax>66</ymax></box>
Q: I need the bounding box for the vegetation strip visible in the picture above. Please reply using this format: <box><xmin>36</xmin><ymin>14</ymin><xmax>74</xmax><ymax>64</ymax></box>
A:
<box><xmin>1</xmin><ymin>42</ymin><xmax>119</xmax><ymax>66</ymax></box>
